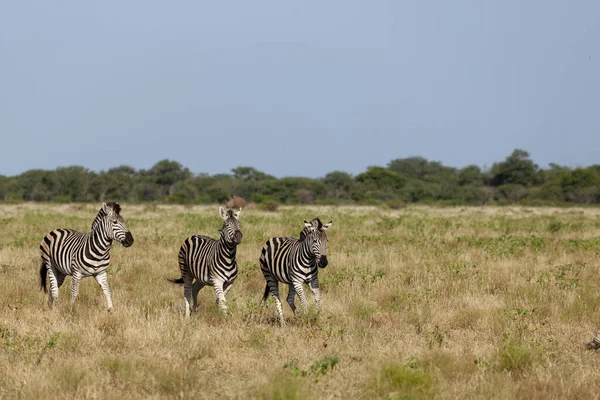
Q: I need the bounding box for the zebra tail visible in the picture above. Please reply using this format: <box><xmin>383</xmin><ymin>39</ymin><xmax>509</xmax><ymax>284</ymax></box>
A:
<box><xmin>39</xmin><ymin>263</ymin><xmax>47</xmax><ymax>294</ymax></box>
<box><xmin>261</xmin><ymin>284</ymin><xmax>270</xmax><ymax>303</ymax></box>
<box><xmin>168</xmin><ymin>277</ymin><xmax>185</xmax><ymax>285</ymax></box>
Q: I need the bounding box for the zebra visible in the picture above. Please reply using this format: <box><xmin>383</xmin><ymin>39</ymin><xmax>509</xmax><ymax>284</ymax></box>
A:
<box><xmin>39</xmin><ymin>202</ymin><xmax>134</xmax><ymax>311</ymax></box>
<box><xmin>260</xmin><ymin>218</ymin><xmax>333</xmax><ymax>326</ymax></box>
<box><xmin>587</xmin><ymin>331</ymin><xmax>600</xmax><ymax>350</ymax></box>
<box><xmin>169</xmin><ymin>206</ymin><xmax>242</xmax><ymax>316</ymax></box>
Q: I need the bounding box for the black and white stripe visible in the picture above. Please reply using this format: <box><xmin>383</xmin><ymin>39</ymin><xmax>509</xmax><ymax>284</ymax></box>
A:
<box><xmin>39</xmin><ymin>202</ymin><xmax>134</xmax><ymax>310</ymax></box>
<box><xmin>587</xmin><ymin>331</ymin><xmax>600</xmax><ymax>350</ymax></box>
<box><xmin>260</xmin><ymin>218</ymin><xmax>333</xmax><ymax>325</ymax></box>
<box><xmin>170</xmin><ymin>207</ymin><xmax>242</xmax><ymax>316</ymax></box>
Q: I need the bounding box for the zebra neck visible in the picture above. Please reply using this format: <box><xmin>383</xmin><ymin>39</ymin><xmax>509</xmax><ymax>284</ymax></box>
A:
<box><xmin>297</xmin><ymin>239</ymin><xmax>317</xmax><ymax>265</ymax></box>
<box><xmin>218</xmin><ymin>239</ymin><xmax>237</xmax><ymax>260</ymax></box>
<box><xmin>89</xmin><ymin>227</ymin><xmax>113</xmax><ymax>255</ymax></box>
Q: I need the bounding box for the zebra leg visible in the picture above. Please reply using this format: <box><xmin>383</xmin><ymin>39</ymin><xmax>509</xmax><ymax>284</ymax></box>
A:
<box><xmin>269</xmin><ymin>283</ymin><xmax>286</xmax><ymax>326</ymax></box>
<box><xmin>213</xmin><ymin>280</ymin><xmax>228</xmax><ymax>313</ymax></box>
<box><xmin>292</xmin><ymin>281</ymin><xmax>309</xmax><ymax>315</ymax></box>
<box><xmin>286</xmin><ymin>284</ymin><xmax>297</xmax><ymax>314</ymax></box>
<box><xmin>587</xmin><ymin>330</ymin><xmax>600</xmax><ymax>349</ymax></box>
<box><xmin>182</xmin><ymin>275</ymin><xmax>193</xmax><ymax>317</ymax></box>
<box><xmin>70</xmin><ymin>270</ymin><xmax>83</xmax><ymax>305</ymax></box>
<box><xmin>223</xmin><ymin>281</ymin><xmax>233</xmax><ymax>297</ymax></box>
<box><xmin>94</xmin><ymin>271</ymin><xmax>113</xmax><ymax>311</ymax></box>
<box><xmin>309</xmin><ymin>278</ymin><xmax>322</xmax><ymax>312</ymax></box>
<box><xmin>191</xmin><ymin>280</ymin><xmax>204</xmax><ymax>312</ymax></box>
<box><xmin>216</xmin><ymin>281</ymin><xmax>234</xmax><ymax>307</ymax></box>
<box><xmin>46</xmin><ymin>266</ymin><xmax>61</xmax><ymax>309</ymax></box>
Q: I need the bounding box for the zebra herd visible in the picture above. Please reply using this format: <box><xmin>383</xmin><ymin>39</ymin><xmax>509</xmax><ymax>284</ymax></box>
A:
<box><xmin>38</xmin><ymin>202</ymin><xmax>332</xmax><ymax>326</ymax></box>
<box><xmin>37</xmin><ymin>202</ymin><xmax>600</xmax><ymax>347</ymax></box>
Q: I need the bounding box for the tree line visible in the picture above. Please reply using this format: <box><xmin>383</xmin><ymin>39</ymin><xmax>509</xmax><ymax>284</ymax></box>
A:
<box><xmin>1</xmin><ymin>149</ymin><xmax>599</xmax><ymax>206</ymax></box>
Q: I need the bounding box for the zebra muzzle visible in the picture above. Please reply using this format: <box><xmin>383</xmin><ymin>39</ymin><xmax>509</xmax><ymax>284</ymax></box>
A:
<box><xmin>318</xmin><ymin>256</ymin><xmax>328</xmax><ymax>268</ymax></box>
<box><xmin>123</xmin><ymin>232</ymin><xmax>134</xmax><ymax>247</ymax></box>
<box><xmin>233</xmin><ymin>230</ymin><xmax>243</xmax><ymax>244</ymax></box>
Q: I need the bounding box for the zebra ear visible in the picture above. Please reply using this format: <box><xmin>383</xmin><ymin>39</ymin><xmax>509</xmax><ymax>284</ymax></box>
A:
<box><xmin>303</xmin><ymin>220</ymin><xmax>312</xmax><ymax>229</ymax></box>
<box><xmin>321</xmin><ymin>220</ymin><xmax>333</xmax><ymax>231</ymax></box>
<box><xmin>235</xmin><ymin>208</ymin><xmax>242</xmax><ymax>219</ymax></box>
<box><xmin>101</xmin><ymin>203</ymin><xmax>111</xmax><ymax>214</ymax></box>
<box><xmin>219</xmin><ymin>206</ymin><xmax>228</xmax><ymax>220</ymax></box>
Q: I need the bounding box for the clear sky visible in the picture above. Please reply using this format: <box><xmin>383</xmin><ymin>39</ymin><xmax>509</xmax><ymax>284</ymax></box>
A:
<box><xmin>1</xmin><ymin>1</ymin><xmax>598</xmax><ymax>178</ymax></box>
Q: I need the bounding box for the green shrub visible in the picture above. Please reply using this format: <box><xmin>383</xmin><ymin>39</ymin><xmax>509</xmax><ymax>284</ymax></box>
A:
<box><xmin>260</xmin><ymin>200</ymin><xmax>279</xmax><ymax>212</ymax></box>
<box><xmin>365</xmin><ymin>362</ymin><xmax>436</xmax><ymax>399</ymax></box>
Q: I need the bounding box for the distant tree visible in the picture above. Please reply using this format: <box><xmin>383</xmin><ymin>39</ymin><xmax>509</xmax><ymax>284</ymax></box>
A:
<box><xmin>355</xmin><ymin>166</ymin><xmax>406</xmax><ymax>200</ymax></box>
<box><xmin>262</xmin><ymin>177</ymin><xmax>326</xmax><ymax>204</ymax></box>
<box><xmin>93</xmin><ymin>165</ymin><xmax>139</xmax><ymax>201</ymax></box>
<box><xmin>355</xmin><ymin>167</ymin><xmax>406</xmax><ymax>191</ymax></box>
<box><xmin>0</xmin><ymin>175</ymin><xmax>20</xmax><ymax>201</ymax></box>
<box><xmin>490</xmin><ymin>149</ymin><xmax>538</xmax><ymax>187</ymax></box>
<box><xmin>143</xmin><ymin>160</ymin><xmax>192</xmax><ymax>198</ymax></box>
<box><xmin>53</xmin><ymin>166</ymin><xmax>93</xmax><ymax>201</ymax></box>
<box><xmin>559</xmin><ymin>168</ymin><xmax>600</xmax><ymax>203</ymax></box>
<box><xmin>17</xmin><ymin>169</ymin><xmax>55</xmax><ymax>201</ymax></box>
<box><xmin>494</xmin><ymin>184</ymin><xmax>530</xmax><ymax>203</ymax></box>
<box><xmin>168</xmin><ymin>179</ymin><xmax>199</xmax><ymax>203</ymax></box>
<box><xmin>388</xmin><ymin>157</ymin><xmax>457</xmax><ymax>185</ymax></box>
<box><xmin>231</xmin><ymin>166</ymin><xmax>274</xmax><ymax>181</ymax></box>
<box><xmin>458</xmin><ymin>165</ymin><xmax>483</xmax><ymax>186</ymax></box>
<box><xmin>400</xmin><ymin>179</ymin><xmax>436</xmax><ymax>202</ymax></box>
<box><xmin>323</xmin><ymin>171</ymin><xmax>354</xmax><ymax>199</ymax></box>
<box><xmin>146</xmin><ymin>160</ymin><xmax>192</xmax><ymax>187</ymax></box>
<box><xmin>388</xmin><ymin>157</ymin><xmax>428</xmax><ymax>180</ymax></box>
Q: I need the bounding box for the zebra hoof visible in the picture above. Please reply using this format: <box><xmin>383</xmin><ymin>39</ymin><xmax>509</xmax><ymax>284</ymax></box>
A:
<box><xmin>586</xmin><ymin>340</ymin><xmax>600</xmax><ymax>350</ymax></box>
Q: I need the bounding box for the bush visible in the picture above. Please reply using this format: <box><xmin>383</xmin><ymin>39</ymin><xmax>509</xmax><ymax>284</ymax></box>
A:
<box><xmin>495</xmin><ymin>334</ymin><xmax>537</xmax><ymax>373</ymax></box>
<box><xmin>295</xmin><ymin>189</ymin><xmax>313</xmax><ymax>204</ymax></box>
<box><xmin>260</xmin><ymin>200</ymin><xmax>279</xmax><ymax>212</ymax></box>
<box><xmin>386</xmin><ymin>198</ymin><xmax>406</xmax><ymax>210</ymax></box>
<box><xmin>366</xmin><ymin>362</ymin><xmax>436</xmax><ymax>399</ymax></box>
<box><xmin>494</xmin><ymin>184</ymin><xmax>530</xmax><ymax>203</ymax></box>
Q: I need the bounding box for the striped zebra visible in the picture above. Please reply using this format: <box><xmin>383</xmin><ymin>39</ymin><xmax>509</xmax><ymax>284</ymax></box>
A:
<box><xmin>260</xmin><ymin>218</ymin><xmax>333</xmax><ymax>325</ymax></box>
<box><xmin>39</xmin><ymin>202</ymin><xmax>134</xmax><ymax>311</ymax></box>
<box><xmin>587</xmin><ymin>331</ymin><xmax>600</xmax><ymax>350</ymax></box>
<box><xmin>169</xmin><ymin>207</ymin><xmax>242</xmax><ymax>316</ymax></box>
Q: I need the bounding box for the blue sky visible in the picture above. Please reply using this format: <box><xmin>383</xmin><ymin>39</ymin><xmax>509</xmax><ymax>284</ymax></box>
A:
<box><xmin>1</xmin><ymin>1</ymin><xmax>598</xmax><ymax>178</ymax></box>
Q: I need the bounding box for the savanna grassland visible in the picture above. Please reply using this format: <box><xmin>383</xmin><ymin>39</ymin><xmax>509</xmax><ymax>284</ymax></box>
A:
<box><xmin>2</xmin><ymin>204</ymin><xmax>600</xmax><ymax>399</ymax></box>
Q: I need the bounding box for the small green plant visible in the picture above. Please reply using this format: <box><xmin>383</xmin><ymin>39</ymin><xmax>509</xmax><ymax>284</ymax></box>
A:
<box><xmin>504</xmin><ymin>306</ymin><xmax>536</xmax><ymax>321</ymax></box>
<box><xmin>496</xmin><ymin>333</ymin><xmax>536</xmax><ymax>373</ymax></box>
<box><xmin>366</xmin><ymin>361</ymin><xmax>436</xmax><ymax>399</ymax></box>
<box><xmin>36</xmin><ymin>332</ymin><xmax>60</xmax><ymax>365</ymax></box>
<box><xmin>553</xmin><ymin>263</ymin><xmax>583</xmax><ymax>290</ymax></box>
<box><xmin>548</xmin><ymin>219</ymin><xmax>563</xmax><ymax>233</ymax></box>
<box><xmin>283</xmin><ymin>356</ymin><xmax>339</xmax><ymax>379</ymax></box>
<box><xmin>310</xmin><ymin>356</ymin><xmax>339</xmax><ymax>376</ymax></box>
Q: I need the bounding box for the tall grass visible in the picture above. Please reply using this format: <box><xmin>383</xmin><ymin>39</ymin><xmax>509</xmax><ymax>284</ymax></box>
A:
<box><xmin>1</xmin><ymin>204</ymin><xmax>600</xmax><ymax>399</ymax></box>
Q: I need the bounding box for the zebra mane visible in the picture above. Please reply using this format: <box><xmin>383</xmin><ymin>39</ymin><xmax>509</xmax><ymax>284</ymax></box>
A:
<box><xmin>299</xmin><ymin>218</ymin><xmax>322</xmax><ymax>241</ymax></box>
<box><xmin>92</xmin><ymin>202</ymin><xmax>121</xmax><ymax>230</ymax></box>
<box><xmin>105</xmin><ymin>202</ymin><xmax>121</xmax><ymax>215</ymax></box>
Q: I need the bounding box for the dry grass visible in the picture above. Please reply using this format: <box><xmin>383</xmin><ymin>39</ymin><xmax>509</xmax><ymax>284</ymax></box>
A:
<box><xmin>2</xmin><ymin>203</ymin><xmax>600</xmax><ymax>399</ymax></box>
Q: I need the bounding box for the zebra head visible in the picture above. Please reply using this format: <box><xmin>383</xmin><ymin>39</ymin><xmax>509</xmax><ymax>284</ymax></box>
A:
<box><xmin>219</xmin><ymin>206</ymin><xmax>243</xmax><ymax>245</ymax></box>
<box><xmin>93</xmin><ymin>202</ymin><xmax>134</xmax><ymax>247</ymax></box>
<box><xmin>299</xmin><ymin>218</ymin><xmax>320</xmax><ymax>240</ymax></box>
<box><xmin>303</xmin><ymin>218</ymin><xmax>333</xmax><ymax>268</ymax></box>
